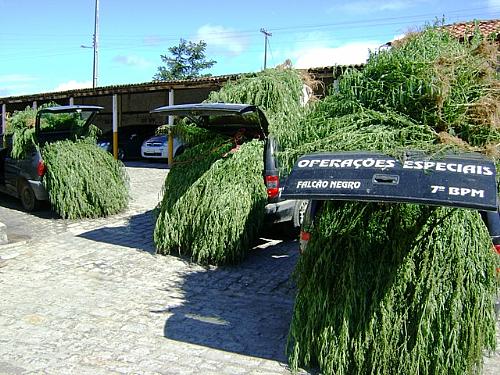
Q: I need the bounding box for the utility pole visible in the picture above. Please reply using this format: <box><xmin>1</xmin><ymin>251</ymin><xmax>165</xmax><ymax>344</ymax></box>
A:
<box><xmin>92</xmin><ymin>0</ymin><xmax>99</xmax><ymax>88</ymax></box>
<box><xmin>81</xmin><ymin>0</ymin><xmax>99</xmax><ymax>88</ymax></box>
<box><xmin>260</xmin><ymin>28</ymin><xmax>272</xmax><ymax>70</ymax></box>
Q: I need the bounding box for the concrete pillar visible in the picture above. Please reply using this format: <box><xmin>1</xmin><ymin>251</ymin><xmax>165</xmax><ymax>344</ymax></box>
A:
<box><xmin>112</xmin><ymin>94</ymin><xmax>118</xmax><ymax>160</ymax></box>
<box><xmin>1</xmin><ymin>104</ymin><xmax>6</xmax><ymax>135</ymax></box>
<box><xmin>69</xmin><ymin>97</ymin><xmax>74</xmax><ymax>105</ymax></box>
<box><xmin>167</xmin><ymin>89</ymin><xmax>175</xmax><ymax>167</ymax></box>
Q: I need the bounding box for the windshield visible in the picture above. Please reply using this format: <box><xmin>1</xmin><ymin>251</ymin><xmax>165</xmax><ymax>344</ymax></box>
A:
<box><xmin>36</xmin><ymin>109</ymin><xmax>99</xmax><ymax>145</ymax></box>
<box><xmin>39</xmin><ymin>110</ymin><xmax>93</xmax><ymax>133</ymax></box>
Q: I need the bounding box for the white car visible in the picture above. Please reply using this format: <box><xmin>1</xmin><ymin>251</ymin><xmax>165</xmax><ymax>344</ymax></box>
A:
<box><xmin>140</xmin><ymin>134</ymin><xmax>184</xmax><ymax>160</ymax></box>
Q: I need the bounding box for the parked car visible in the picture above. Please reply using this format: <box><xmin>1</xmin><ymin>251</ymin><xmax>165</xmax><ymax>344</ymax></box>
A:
<box><xmin>140</xmin><ymin>134</ymin><xmax>185</xmax><ymax>160</ymax></box>
<box><xmin>0</xmin><ymin>105</ymin><xmax>103</xmax><ymax>211</ymax></box>
<box><xmin>97</xmin><ymin>125</ymin><xmax>157</xmax><ymax>160</ymax></box>
<box><xmin>150</xmin><ymin>103</ymin><xmax>306</xmax><ymax>229</ymax></box>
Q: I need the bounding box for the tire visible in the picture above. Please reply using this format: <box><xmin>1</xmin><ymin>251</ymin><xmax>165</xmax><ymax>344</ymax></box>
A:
<box><xmin>293</xmin><ymin>199</ymin><xmax>309</xmax><ymax>228</ymax></box>
<box><xmin>174</xmin><ymin>146</ymin><xmax>185</xmax><ymax>157</ymax></box>
<box><xmin>279</xmin><ymin>200</ymin><xmax>309</xmax><ymax>239</ymax></box>
<box><xmin>18</xmin><ymin>180</ymin><xmax>39</xmax><ymax>212</ymax></box>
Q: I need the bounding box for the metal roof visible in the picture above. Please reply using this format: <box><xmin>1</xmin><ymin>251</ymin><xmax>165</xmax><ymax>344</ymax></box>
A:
<box><xmin>0</xmin><ymin>74</ymin><xmax>241</xmax><ymax>104</ymax></box>
<box><xmin>0</xmin><ymin>66</ymin><xmax>362</xmax><ymax>105</ymax></box>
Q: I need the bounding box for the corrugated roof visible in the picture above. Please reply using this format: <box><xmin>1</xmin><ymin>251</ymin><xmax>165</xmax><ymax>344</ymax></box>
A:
<box><xmin>0</xmin><ymin>66</ymin><xmax>363</xmax><ymax>104</ymax></box>
<box><xmin>0</xmin><ymin>74</ymin><xmax>242</xmax><ymax>103</ymax></box>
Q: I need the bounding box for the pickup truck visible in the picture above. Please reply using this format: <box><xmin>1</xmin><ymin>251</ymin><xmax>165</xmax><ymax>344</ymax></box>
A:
<box><xmin>282</xmin><ymin>150</ymin><xmax>500</xmax><ymax>314</ymax></box>
<box><xmin>150</xmin><ymin>102</ymin><xmax>307</xmax><ymax>229</ymax></box>
<box><xmin>282</xmin><ymin>151</ymin><xmax>500</xmax><ymax>251</ymax></box>
<box><xmin>0</xmin><ymin>105</ymin><xmax>103</xmax><ymax>211</ymax></box>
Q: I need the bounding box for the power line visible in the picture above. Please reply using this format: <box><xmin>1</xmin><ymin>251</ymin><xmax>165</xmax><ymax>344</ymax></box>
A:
<box><xmin>0</xmin><ymin>7</ymin><xmax>498</xmax><ymax>63</ymax></box>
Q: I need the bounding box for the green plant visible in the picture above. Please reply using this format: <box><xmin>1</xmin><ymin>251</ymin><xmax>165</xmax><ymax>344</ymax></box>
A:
<box><xmin>154</xmin><ymin>137</ymin><xmax>266</xmax><ymax>265</ymax></box>
<box><xmin>285</xmin><ymin>25</ymin><xmax>500</xmax><ymax>375</ymax></box>
<box><xmin>42</xmin><ymin>139</ymin><xmax>129</xmax><ymax>219</ymax></box>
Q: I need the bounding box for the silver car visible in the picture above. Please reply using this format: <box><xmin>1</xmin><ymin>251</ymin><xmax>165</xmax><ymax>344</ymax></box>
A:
<box><xmin>140</xmin><ymin>134</ymin><xmax>184</xmax><ymax>160</ymax></box>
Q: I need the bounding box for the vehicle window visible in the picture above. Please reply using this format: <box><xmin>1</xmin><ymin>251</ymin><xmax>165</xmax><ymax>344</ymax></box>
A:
<box><xmin>206</xmin><ymin>112</ymin><xmax>261</xmax><ymax>128</ymax></box>
<box><xmin>39</xmin><ymin>112</ymin><xmax>88</xmax><ymax>133</ymax></box>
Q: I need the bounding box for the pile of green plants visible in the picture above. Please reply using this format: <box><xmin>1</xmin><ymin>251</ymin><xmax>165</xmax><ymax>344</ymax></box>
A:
<box><xmin>5</xmin><ymin>104</ymin><xmax>129</xmax><ymax>219</ymax></box>
<box><xmin>286</xmin><ymin>25</ymin><xmax>500</xmax><ymax>374</ymax></box>
<box><xmin>154</xmin><ymin>67</ymin><xmax>311</xmax><ymax>265</ymax></box>
<box><xmin>207</xmin><ymin>64</ymin><xmax>312</xmax><ymax>152</ymax></box>
<box><xmin>154</xmin><ymin>135</ymin><xmax>267</xmax><ymax>265</ymax></box>
<box><xmin>43</xmin><ymin>139</ymin><xmax>129</xmax><ymax>219</ymax></box>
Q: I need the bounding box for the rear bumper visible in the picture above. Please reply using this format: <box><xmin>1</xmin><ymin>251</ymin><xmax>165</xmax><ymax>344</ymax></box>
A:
<box><xmin>28</xmin><ymin>180</ymin><xmax>49</xmax><ymax>201</ymax></box>
<box><xmin>265</xmin><ymin>199</ymin><xmax>296</xmax><ymax>224</ymax></box>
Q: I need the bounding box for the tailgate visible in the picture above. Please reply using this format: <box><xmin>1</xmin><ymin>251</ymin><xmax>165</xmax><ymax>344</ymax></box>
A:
<box><xmin>281</xmin><ymin>151</ymin><xmax>498</xmax><ymax>211</ymax></box>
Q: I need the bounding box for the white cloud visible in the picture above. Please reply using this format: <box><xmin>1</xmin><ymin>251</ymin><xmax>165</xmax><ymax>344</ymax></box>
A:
<box><xmin>53</xmin><ymin>80</ymin><xmax>92</xmax><ymax>92</ymax></box>
<box><xmin>195</xmin><ymin>24</ymin><xmax>248</xmax><ymax>56</ymax></box>
<box><xmin>0</xmin><ymin>74</ymin><xmax>37</xmax><ymax>96</ymax></box>
<box><xmin>113</xmin><ymin>55</ymin><xmax>153</xmax><ymax>68</ymax></box>
<box><xmin>292</xmin><ymin>41</ymin><xmax>381</xmax><ymax>68</ymax></box>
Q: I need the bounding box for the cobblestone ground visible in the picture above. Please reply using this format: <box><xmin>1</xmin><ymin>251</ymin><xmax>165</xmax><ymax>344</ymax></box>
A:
<box><xmin>1</xmin><ymin>161</ymin><xmax>499</xmax><ymax>374</ymax></box>
<box><xmin>0</xmin><ymin>161</ymin><xmax>301</xmax><ymax>375</ymax></box>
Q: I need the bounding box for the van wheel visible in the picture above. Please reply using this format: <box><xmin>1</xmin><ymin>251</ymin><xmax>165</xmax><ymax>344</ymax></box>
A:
<box><xmin>19</xmin><ymin>180</ymin><xmax>39</xmax><ymax>212</ymax></box>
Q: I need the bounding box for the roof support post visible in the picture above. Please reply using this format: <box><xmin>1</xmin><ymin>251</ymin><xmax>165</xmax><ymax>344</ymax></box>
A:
<box><xmin>168</xmin><ymin>88</ymin><xmax>175</xmax><ymax>168</ymax></box>
<box><xmin>1</xmin><ymin>104</ymin><xmax>6</xmax><ymax>148</ymax></box>
<box><xmin>112</xmin><ymin>94</ymin><xmax>118</xmax><ymax>160</ymax></box>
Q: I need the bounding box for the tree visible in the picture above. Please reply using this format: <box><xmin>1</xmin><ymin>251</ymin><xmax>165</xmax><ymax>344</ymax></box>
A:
<box><xmin>153</xmin><ymin>39</ymin><xmax>217</xmax><ymax>81</ymax></box>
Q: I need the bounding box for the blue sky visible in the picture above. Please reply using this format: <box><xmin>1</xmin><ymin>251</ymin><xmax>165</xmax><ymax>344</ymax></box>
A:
<box><xmin>0</xmin><ymin>0</ymin><xmax>498</xmax><ymax>97</ymax></box>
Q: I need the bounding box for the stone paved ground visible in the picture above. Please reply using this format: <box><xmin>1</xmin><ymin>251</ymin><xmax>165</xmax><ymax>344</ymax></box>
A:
<box><xmin>0</xmin><ymin>161</ymin><xmax>302</xmax><ymax>375</ymax></box>
<box><xmin>1</xmin><ymin>161</ymin><xmax>499</xmax><ymax>374</ymax></box>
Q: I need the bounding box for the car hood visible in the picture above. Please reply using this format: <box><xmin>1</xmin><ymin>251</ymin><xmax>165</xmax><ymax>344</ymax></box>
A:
<box><xmin>144</xmin><ymin>135</ymin><xmax>166</xmax><ymax>144</ymax></box>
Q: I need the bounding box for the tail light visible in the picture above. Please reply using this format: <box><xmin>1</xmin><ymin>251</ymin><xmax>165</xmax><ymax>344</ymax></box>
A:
<box><xmin>299</xmin><ymin>230</ymin><xmax>311</xmax><ymax>254</ymax></box>
<box><xmin>37</xmin><ymin>160</ymin><xmax>46</xmax><ymax>177</ymax></box>
<box><xmin>265</xmin><ymin>175</ymin><xmax>279</xmax><ymax>199</ymax></box>
<box><xmin>494</xmin><ymin>244</ymin><xmax>500</xmax><ymax>255</ymax></box>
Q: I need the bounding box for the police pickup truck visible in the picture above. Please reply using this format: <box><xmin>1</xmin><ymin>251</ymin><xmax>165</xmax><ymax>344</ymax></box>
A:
<box><xmin>282</xmin><ymin>151</ymin><xmax>500</xmax><ymax>314</ymax></box>
<box><xmin>0</xmin><ymin>105</ymin><xmax>103</xmax><ymax>211</ymax></box>
<box><xmin>282</xmin><ymin>151</ymin><xmax>500</xmax><ymax>252</ymax></box>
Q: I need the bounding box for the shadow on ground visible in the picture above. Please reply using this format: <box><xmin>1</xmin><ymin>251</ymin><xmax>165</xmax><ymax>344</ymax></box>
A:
<box><xmin>77</xmin><ymin>211</ymin><xmax>156</xmax><ymax>253</ymax></box>
<box><xmin>0</xmin><ymin>192</ymin><xmax>57</xmax><ymax>219</ymax></box>
<box><xmin>156</xmin><ymin>238</ymin><xmax>300</xmax><ymax>364</ymax></box>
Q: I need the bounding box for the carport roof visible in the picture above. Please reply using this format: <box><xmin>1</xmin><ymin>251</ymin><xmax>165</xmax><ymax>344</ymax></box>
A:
<box><xmin>0</xmin><ymin>66</ymin><xmax>363</xmax><ymax>105</ymax></box>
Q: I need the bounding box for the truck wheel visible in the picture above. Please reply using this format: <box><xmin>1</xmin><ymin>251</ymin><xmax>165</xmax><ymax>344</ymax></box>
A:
<box><xmin>280</xmin><ymin>200</ymin><xmax>309</xmax><ymax>239</ymax></box>
<box><xmin>293</xmin><ymin>200</ymin><xmax>309</xmax><ymax>228</ymax></box>
<box><xmin>19</xmin><ymin>180</ymin><xmax>39</xmax><ymax>212</ymax></box>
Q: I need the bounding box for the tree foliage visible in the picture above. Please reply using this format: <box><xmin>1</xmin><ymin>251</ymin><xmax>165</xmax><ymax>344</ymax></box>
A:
<box><xmin>153</xmin><ymin>39</ymin><xmax>217</xmax><ymax>81</ymax></box>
